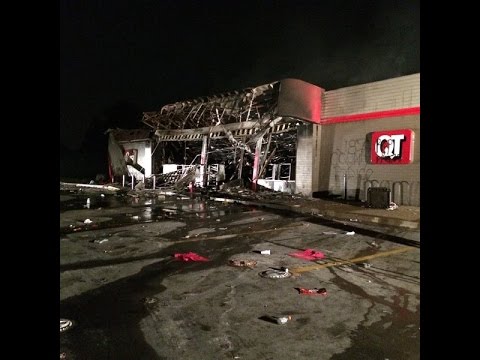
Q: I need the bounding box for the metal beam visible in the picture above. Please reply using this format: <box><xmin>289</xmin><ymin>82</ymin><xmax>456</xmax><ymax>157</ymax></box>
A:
<box><xmin>154</xmin><ymin>119</ymin><xmax>296</xmax><ymax>142</ymax></box>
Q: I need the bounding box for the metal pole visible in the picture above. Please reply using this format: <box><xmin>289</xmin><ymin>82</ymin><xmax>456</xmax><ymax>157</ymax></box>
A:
<box><xmin>200</xmin><ymin>135</ymin><xmax>208</xmax><ymax>188</ymax></box>
<box><xmin>344</xmin><ymin>173</ymin><xmax>347</xmax><ymax>200</ymax></box>
<box><xmin>153</xmin><ymin>175</ymin><xmax>156</xmax><ymax>190</ymax></box>
<box><xmin>252</xmin><ymin>136</ymin><xmax>263</xmax><ymax>191</ymax></box>
<box><xmin>238</xmin><ymin>146</ymin><xmax>245</xmax><ymax>180</ymax></box>
<box><xmin>244</xmin><ymin>90</ymin><xmax>255</xmax><ymax>122</ymax></box>
<box><xmin>122</xmin><ymin>175</ymin><xmax>125</xmax><ymax>187</ymax></box>
<box><xmin>131</xmin><ymin>175</ymin><xmax>134</xmax><ymax>190</ymax></box>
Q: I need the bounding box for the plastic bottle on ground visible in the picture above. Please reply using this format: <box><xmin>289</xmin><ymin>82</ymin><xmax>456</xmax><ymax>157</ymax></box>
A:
<box><xmin>271</xmin><ymin>315</ymin><xmax>291</xmax><ymax>324</ymax></box>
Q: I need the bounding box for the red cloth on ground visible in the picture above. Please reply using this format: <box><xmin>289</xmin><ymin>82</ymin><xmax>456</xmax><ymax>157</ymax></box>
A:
<box><xmin>173</xmin><ymin>252</ymin><xmax>209</xmax><ymax>262</ymax></box>
<box><xmin>288</xmin><ymin>248</ymin><xmax>325</xmax><ymax>261</ymax></box>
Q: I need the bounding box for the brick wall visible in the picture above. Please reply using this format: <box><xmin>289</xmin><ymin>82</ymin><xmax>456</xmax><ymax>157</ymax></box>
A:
<box><xmin>295</xmin><ymin>124</ymin><xmax>316</xmax><ymax>196</ymax></box>
<box><xmin>317</xmin><ymin>115</ymin><xmax>420</xmax><ymax>205</ymax></box>
<box><xmin>322</xmin><ymin>73</ymin><xmax>420</xmax><ymax>120</ymax></box>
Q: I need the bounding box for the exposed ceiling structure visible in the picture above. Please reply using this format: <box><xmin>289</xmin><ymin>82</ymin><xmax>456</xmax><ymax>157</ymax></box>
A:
<box><xmin>141</xmin><ymin>79</ymin><xmax>323</xmax><ymax>181</ymax></box>
<box><xmin>143</xmin><ymin>82</ymin><xmax>282</xmax><ymax>130</ymax></box>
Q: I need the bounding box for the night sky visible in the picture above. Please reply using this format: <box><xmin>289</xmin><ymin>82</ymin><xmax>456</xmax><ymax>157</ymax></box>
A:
<box><xmin>60</xmin><ymin>0</ymin><xmax>419</xmax><ymax>178</ymax></box>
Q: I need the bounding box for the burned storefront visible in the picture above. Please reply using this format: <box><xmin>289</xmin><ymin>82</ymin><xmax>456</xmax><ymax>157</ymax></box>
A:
<box><xmin>108</xmin><ymin>78</ymin><xmax>324</xmax><ymax>192</ymax></box>
<box><xmin>107</xmin><ymin>74</ymin><xmax>420</xmax><ymax>205</ymax></box>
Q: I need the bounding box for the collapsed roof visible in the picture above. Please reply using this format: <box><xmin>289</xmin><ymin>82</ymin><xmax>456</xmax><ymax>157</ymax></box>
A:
<box><xmin>142</xmin><ymin>78</ymin><xmax>322</xmax><ymax>137</ymax></box>
<box><xmin>141</xmin><ymin>79</ymin><xmax>323</xmax><ymax>168</ymax></box>
<box><xmin>142</xmin><ymin>79</ymin><xmax>323</xmax><ymax>166</ymax></box>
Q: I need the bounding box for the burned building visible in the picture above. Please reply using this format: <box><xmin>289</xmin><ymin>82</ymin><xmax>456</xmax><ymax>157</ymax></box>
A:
<box><xmin>108</xmin><ymin>74</ymin><xmax>420</xmax><ymax>205</ymax></box>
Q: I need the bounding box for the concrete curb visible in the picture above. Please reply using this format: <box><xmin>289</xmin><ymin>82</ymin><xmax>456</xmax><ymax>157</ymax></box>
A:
<box><xmin>322</xmin><ymin>210</ymin><xmax>420</xmax><ymax>230</ymax></box>
<box><xmin>213</xmin><ymin>196</ymin><xmax>420</xmax><ymax>230</ymax></box>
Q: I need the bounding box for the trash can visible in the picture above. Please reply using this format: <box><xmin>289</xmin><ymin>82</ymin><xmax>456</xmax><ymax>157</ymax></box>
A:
<box><xmin>367</xmin><ymin>187</ymin><xmax>391</xmax><ymax>208</ymax></box>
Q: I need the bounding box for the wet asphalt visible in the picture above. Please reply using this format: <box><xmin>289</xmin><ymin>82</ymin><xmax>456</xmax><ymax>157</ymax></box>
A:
<box><xmin>60</xmin><ymin>190</ymin><xmax>420</xmax><ymax>359</ymax></box>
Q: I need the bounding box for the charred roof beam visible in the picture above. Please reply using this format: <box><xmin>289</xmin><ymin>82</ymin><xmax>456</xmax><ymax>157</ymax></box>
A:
<box><xmin>154</xmin><ymin>118</ymin><xmax>296</xmax><ymax>142</ymax></box>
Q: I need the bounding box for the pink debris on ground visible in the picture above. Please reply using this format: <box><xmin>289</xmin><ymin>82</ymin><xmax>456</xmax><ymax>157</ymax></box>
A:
<box><xmin>173</xmin><ymin>252</ymin><xmax>209</xmax><ymax>262</ymax></box>
<box><xmin>288</xmin><ymin>248</ymin><xmax>325</xmax><ymax>261</ymax></box>
<box><xmin>296</xmin><ymin>287</ymin><xmax>328</xmax><ymax>296</ymax></box>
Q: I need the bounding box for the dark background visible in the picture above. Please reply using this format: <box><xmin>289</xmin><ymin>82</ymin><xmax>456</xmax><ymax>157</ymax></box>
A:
<box><xmin>60</xmin><ymin>0</ymin><xmax>420</xmax><ymax>180</ymax></box>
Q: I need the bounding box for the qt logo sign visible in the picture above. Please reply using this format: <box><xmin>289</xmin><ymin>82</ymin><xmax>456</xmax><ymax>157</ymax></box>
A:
<box><xmin>370</xmin><ymin>129</ymin><xmax>414</xmax><ymax>164</ymax></box>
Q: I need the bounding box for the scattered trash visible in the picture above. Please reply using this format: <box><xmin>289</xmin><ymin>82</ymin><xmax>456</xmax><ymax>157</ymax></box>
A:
<box><xmin>289</xmin><ymin>249</ymin><xmax>325</xmax><ymax>261</ymax></box>
<box><xmin>260</xmin><ymin>315</ymin><xmax>292</xmax><ymax>324</ymax></box>
<box><xmin>386</xmin><ymin>202</ymin><xmax>398</xmax><ymax>211</ymax></box>
<box><xmin>349</xmin><ymin>218</ymin><xmax>358</xmax><ymax>222</ymax></box>
<box><xmin>219</xmin><ymin>227</ymin><xmax>228</xmax><ymax>230</ymax></box>
<box><xmin>60</xmin><ymin>318</ymin><xmax>73</xmax><ymax>332</ymax></box>
<box><xmin>260</xmin><ymin>250</ymin><xmax>271</xmax><ymax>255</ymax></box>
<box><xmin>259</xmin><ymin>268</ymin><xmax>292</xmax><ymax>279</ymax></box>
<box><xmin>83</xmin><ymin>219</ymin><xmax>93</xmax><ymax>224</ymax></box>
<box><xmin>216</xmin><ymin>218</ymin><xmax>221</xmax><ymax>222</ymax></box>
<box><xmin>100</xmin><ymin>194</ymin><xmax>105</xmax><ymax>198</ymax></box>
<box><xmin>210</xmin><ymin>197</ymin><xmax>235</xmax><ymax>203</ymax></box>
<box><xmin>322</xmin><ymin>231</ymin><xmax>337</xmax><ymax>235</ymax></box>
<box><xmin>60</xmin><ymin>352</ymin><xmax>67</xmax><ymax>359</ymax></box>
<box><xmin>296</xmin><ymin>287</ymin><xmax>327</xmax><ymax>296</ymax></box>
<box><xmin>143</xmin><ymin>297</ymin><xmax>158</xmax><ymax>305</ymax></box>
<box><xmin>362</xmin><ymin>263</ymin><xmax>372</xmax><ymax>269</ymax></box>
<box><xmin>60</xmin><ymin>182</ymin><xmax>120</xmax><ymax>192</ymax></box>
<box><xmin>345</xmin><ymin>231</ymin><xmax>355</xmax><ymax>235</ymax></box>
<box><xmin>273</xmin><ymin>315</ymin><xmax>291</xmax><ymax>324</ymax></box>
<box><xmin>173</xmin><ymin>252</ymin><xmax>209</xmax><ymax>262</ymax></box>
<box><xmin>228</xmin><ymin>259</ymin><xmax>257</xmax><ymax>268</ymax></box>
<box><xmin>132</xmin><ymin>215</ymin><xmax>139</xmax><ymax>220</ymax></box>
<box><xmin>162</xmin><ymin>208</ymin><xmax>177</xmax><ymax>214</ymax></box>
<box><xmin>338</xmin><ymin>265</ymin><xmax>354</xmax><ymax>273</ymax></box>
<box><xmin>369</xmin><ymin>241</ymin><xmax>380</xmax><ymax>248</ymax></box>
<box><xmin>94</xmin><ymin>239</ymin><xmax>109</xmax><ymax>244</ymax></box>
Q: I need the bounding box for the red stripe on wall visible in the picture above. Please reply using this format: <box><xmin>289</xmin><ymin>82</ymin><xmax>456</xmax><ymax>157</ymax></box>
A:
<box><xmin>321</xmin><ymin>106</ymin><xmax>420</xmax><ymax>125</ymax></box>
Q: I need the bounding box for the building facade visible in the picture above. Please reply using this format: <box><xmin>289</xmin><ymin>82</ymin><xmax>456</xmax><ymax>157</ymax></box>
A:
<box><xmin>111</xmin><ymin>73</ymin><xmax>420</xmax><ymax>206</ymax></box>
<box><xmin>295</xmin><ymin>73</ymin><xmax>420</xmax><ymax>205</ymax></box>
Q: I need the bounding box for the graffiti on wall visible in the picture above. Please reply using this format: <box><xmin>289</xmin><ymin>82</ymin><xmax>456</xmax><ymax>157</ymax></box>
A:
<box><xmin>364</xmin><ymin>180</ymin><xmax>420</xmax><ymax>206</ymax></box>
<box><xmin>331</xmin><ymin>137</ymin><xmax>373</xmax><ymax>197</ymax></box>
<box><xmin>329</xmin><ymin>136</ymin><xmax>419</xmax><ymax>205</ymax></box>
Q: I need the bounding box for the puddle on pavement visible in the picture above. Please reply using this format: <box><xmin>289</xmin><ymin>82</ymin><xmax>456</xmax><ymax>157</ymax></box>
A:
<box><xmin>60</xmin><ymin>192</ymin><xmax>258</xmax><ymax>237</ymax></box>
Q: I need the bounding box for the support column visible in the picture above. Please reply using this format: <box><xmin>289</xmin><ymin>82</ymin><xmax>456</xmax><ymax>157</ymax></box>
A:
<box><xmin>295</xmin><ymin>123</ymin><xmax>320</xmax><ymax>196</ymax></box>
<box><xmin>200</xmin><ymin>135</ymin><xmax>208</xmax><ymax>187</ymax></box>
<box><xmin>238</xmin><ymin>146</ymin><xmax>245</xmax><ymax>180</ymax></box>
<box><xmin>144</xmin><ymin>141</ymin><xmax>152</xmax><ymax>177</ymax></box>
<box><xmin>251</xmin><ymin>136</ymin><xmax>263</xmax><ymax>191</ymax></box>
